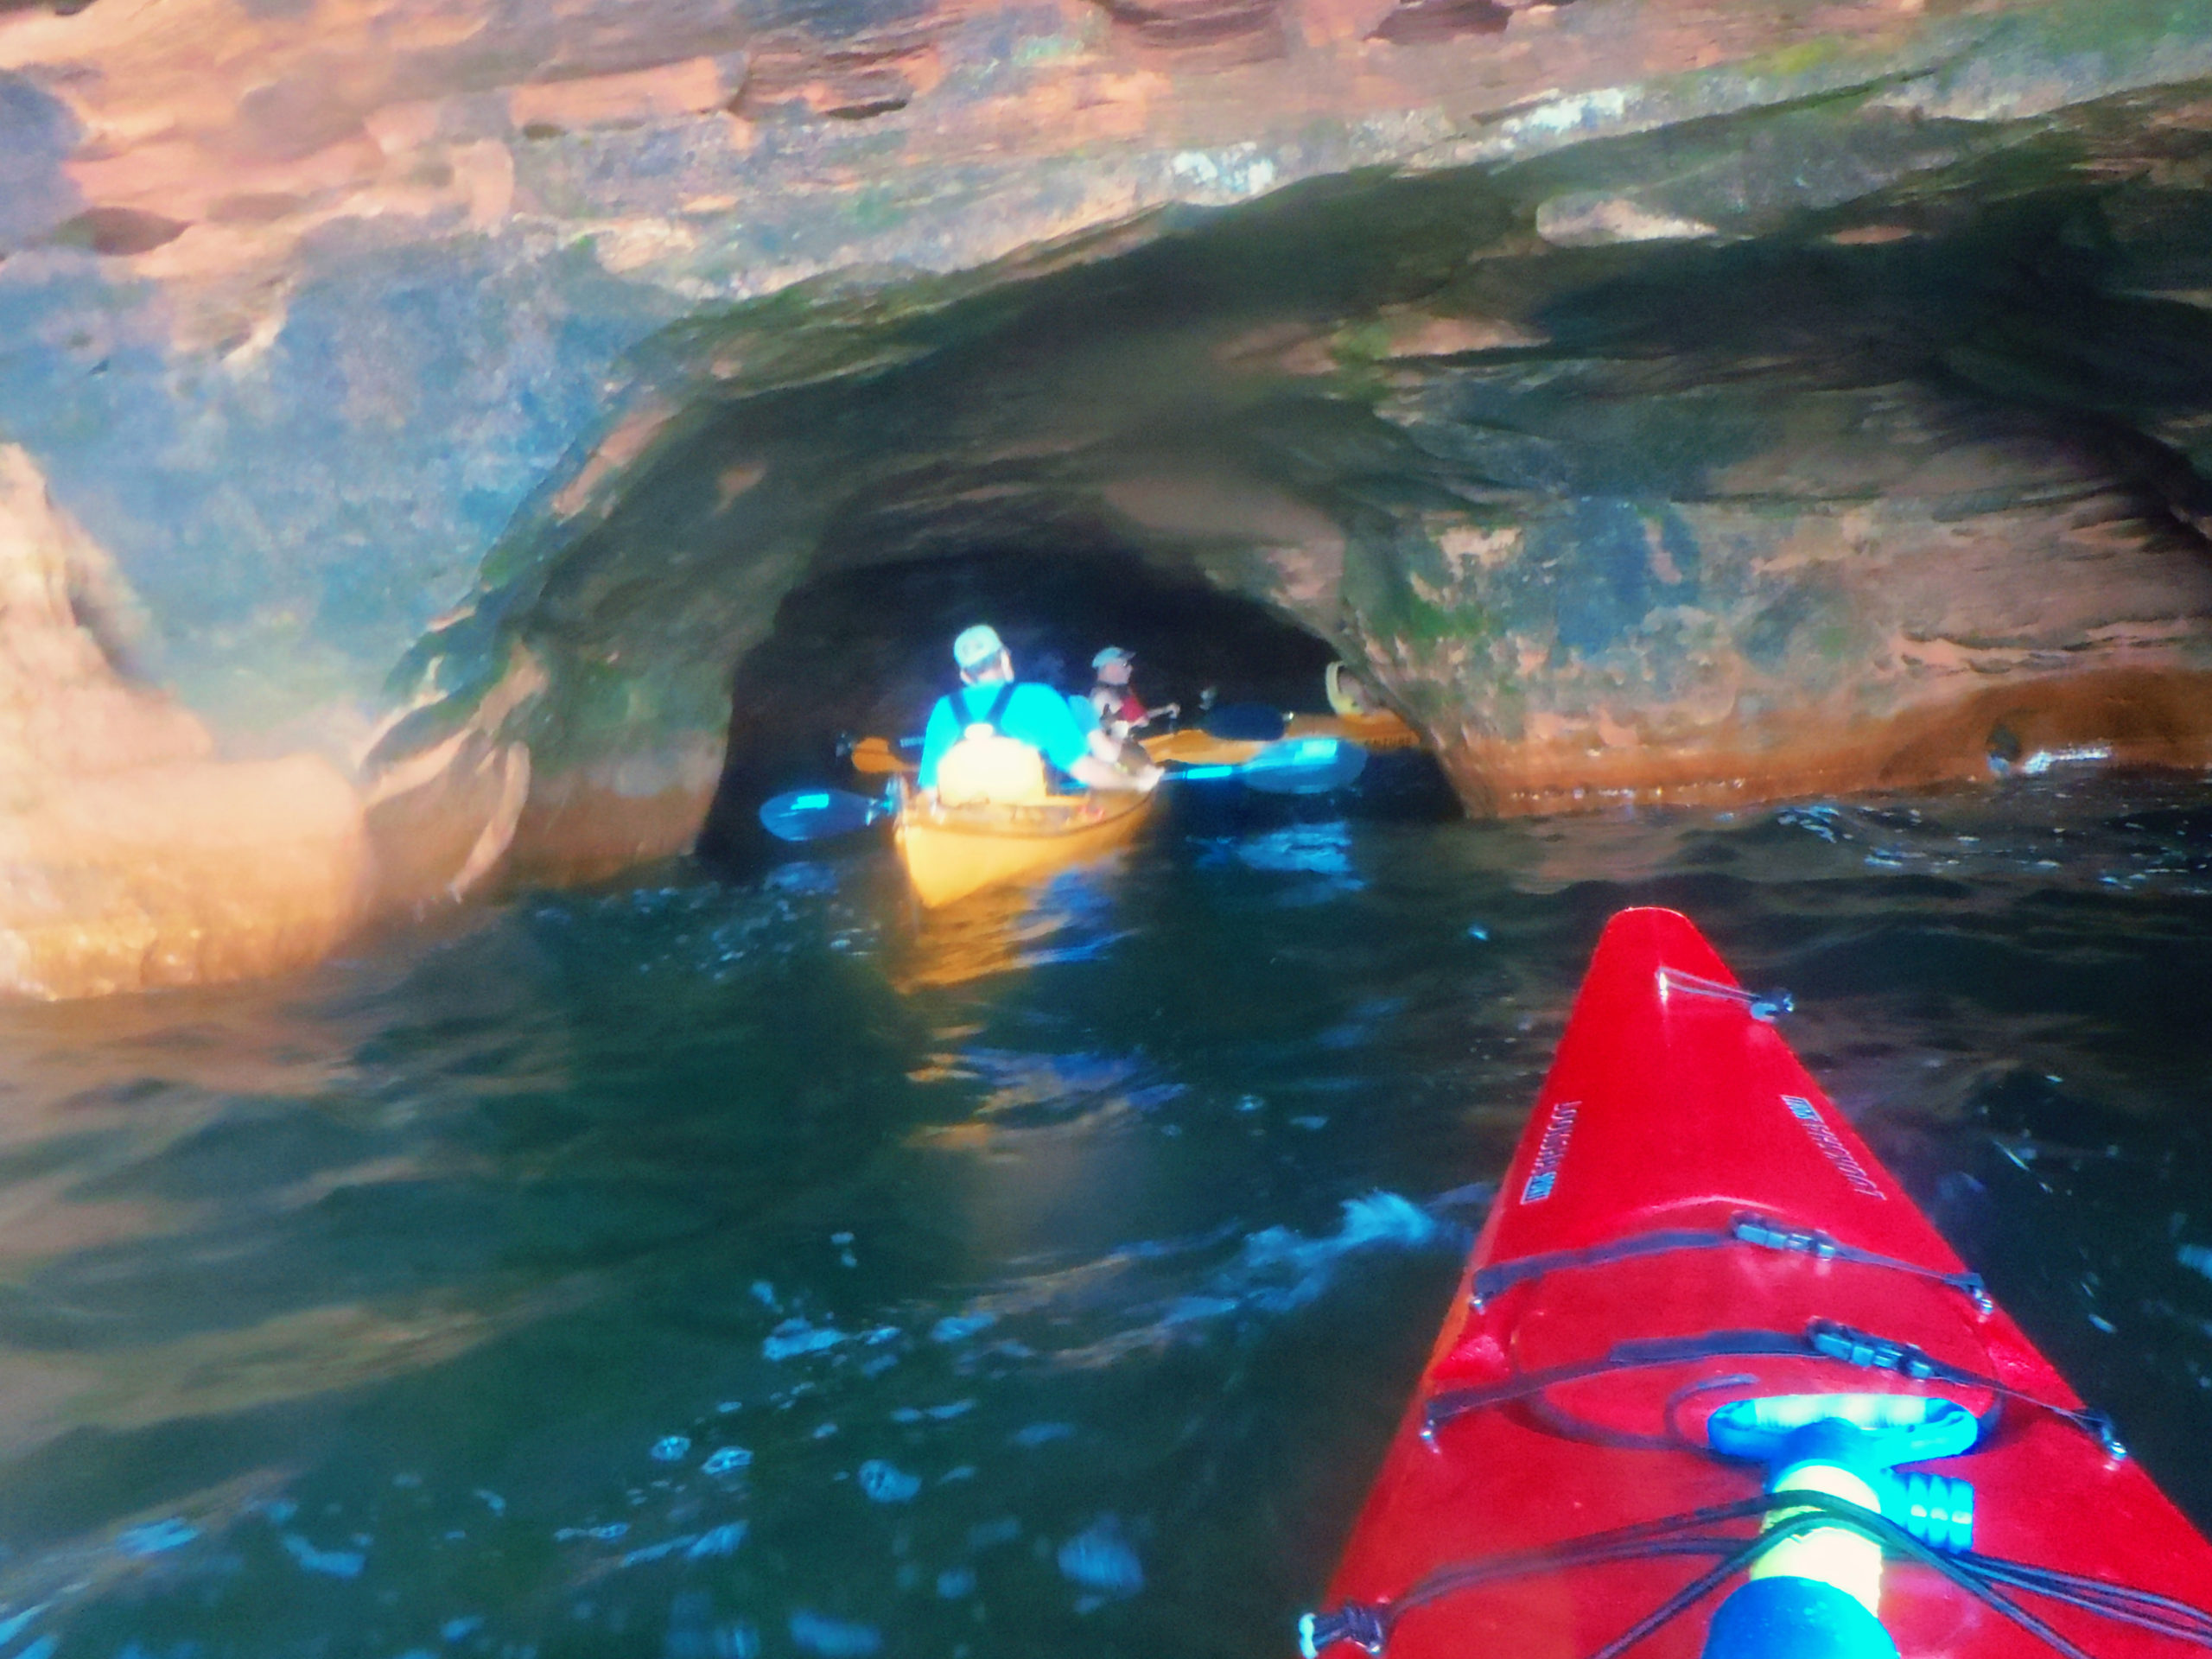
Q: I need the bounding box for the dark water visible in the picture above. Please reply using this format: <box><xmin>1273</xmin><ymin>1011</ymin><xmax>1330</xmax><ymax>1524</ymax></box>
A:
<box><xmin>2</xmin><ymin>772</ymin><xmax>2210</xmax><ymax>1659</ymax></box>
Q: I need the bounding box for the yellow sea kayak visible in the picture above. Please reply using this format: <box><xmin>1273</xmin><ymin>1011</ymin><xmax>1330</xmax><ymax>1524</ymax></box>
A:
<box><xmin>1140</xmin><ymin>711</ymin><xmax>1426</xmax><ymax>767</ymax></box>
<box><xmin>895</xmin><ymin>787</ymin><xmax>1155</xmax><ymax>908</ymax></box>
<box><xmin>1285</xmin><ymin>709</ymin><xmax>1426</xmax><ymax>751</ymax></box>
<box><xmin>1139</xmin><ymin>728</ymin><xmax>1265</xmax><ymax>767</ymax></box>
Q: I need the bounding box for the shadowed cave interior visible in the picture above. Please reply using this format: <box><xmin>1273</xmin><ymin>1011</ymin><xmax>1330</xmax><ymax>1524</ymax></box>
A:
<box><xmin>695</xmin><ymin>544</ymin><xmax>1462</xmax><ymax>868</ymax></box>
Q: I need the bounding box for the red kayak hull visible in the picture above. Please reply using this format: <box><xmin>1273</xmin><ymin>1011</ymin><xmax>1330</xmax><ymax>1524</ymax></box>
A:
<box><xmin>1313</xmin><ymin>907</ymin><xmax>2212</xmax><ymax>1659</ymax></box>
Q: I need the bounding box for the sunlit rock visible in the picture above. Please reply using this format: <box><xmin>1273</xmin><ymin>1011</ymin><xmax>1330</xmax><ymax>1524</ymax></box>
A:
<box><xmin>0</xmin><ymin>448</ymin><xmax>366</xmax><ymax>998</ymax></box>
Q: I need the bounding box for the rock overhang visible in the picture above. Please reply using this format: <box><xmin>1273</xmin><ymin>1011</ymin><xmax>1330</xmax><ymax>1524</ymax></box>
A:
<box><xmin>3</xmin><ymin>0</ymin><xmax>2212</xmax><ymax>988</ymax></box>
<box><xmin>366</xmin><ymin>113</ymin><xmax>2212</xmax><ymax>887</ymax></box>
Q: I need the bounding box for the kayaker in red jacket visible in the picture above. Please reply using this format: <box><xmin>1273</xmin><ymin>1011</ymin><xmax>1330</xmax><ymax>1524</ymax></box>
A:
<box><xmin>1086</xmin><ymin>647</ymin><xmax>1179</xmax><ymax>742</ymax></box>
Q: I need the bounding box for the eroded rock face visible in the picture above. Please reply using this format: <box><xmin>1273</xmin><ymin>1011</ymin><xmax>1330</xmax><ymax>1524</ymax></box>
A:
<box><xmin>6</xmin><ymin>0</ymin><xmax>2212</xmax><ymax>992</ymax></box>
<box><xmin>2</xmin><ymin>0</ymin><xmax>2207</xmax><ymax>723</ymax></box>
<box><xmin>0</xmin><ymin>448</ymin><xmax>367</xmax><ymax>998</ymax></box>
<box><xmin>1339</xmin><ymin>278</ymin><xmax>2212</xmax><ymax>810</ymax></box>
<box><xmin>367</xmin><ymin>153</ymin><xmax>2212</xmax><ymax>880</ymax></box>
<box><xmin>0</xmin><ymin>445</ymin><xmax>205</xmax><ymax>777</ymax></box>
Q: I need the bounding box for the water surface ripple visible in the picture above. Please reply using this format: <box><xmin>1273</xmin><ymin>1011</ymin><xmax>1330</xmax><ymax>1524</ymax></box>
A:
<box><xmin>0</xmin><ymin>777</ymin><xmax>2209</xmax><ymax>1657</ymax></box>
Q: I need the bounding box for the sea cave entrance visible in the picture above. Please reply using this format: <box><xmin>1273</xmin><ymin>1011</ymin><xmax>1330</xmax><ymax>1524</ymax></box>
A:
<box><xmin>693</xmin><ymin>539</ymin><xmax>1433</xmax><ymax>867</ymax></box>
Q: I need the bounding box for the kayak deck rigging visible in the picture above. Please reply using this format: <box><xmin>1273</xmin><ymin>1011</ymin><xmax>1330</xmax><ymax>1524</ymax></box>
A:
<box><xmin>1419</xmin><ymin>1314</ymin><xmax>2125</xmax><ymax>1459</ymax></box>
<box><xmin>1308</xmin><ymin>1487</ymin><xmax>2212</xmax><ymax>1659</ymax></box>
<box><xmin>1466</xmin><ymin>1211</ymin><xmax>1993</xmax><ymax>1310</ymax></box>
<box><xmin>1304</xmin><ymin>907</ymin><xmax>2212</xmax><ymax>1659</ymax></box>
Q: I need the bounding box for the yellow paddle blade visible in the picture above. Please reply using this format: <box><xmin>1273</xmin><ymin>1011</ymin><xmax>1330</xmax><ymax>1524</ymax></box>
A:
<box><xmin>1141</xmin><ymin>728</ymin><xmax>1264</xmax><ymax>767</ymax></box>
<box><xmin>849</xmin><ymin>737</ymin><xmax>915</xmax><ymax>775</ymax></box>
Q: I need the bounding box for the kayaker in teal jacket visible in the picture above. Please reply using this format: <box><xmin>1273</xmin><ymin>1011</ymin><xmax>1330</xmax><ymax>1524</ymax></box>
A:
<box><xmin>918</xmin><ymin>626</ymin><xmax>1160</xmax><ymax>803</ymax></box>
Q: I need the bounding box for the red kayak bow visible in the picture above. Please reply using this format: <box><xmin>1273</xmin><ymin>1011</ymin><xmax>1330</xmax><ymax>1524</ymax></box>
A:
<box><xmin>1305</xmin><ymin>907</ymin><xmax>2212</xmax><ymax>1659</ymax></box>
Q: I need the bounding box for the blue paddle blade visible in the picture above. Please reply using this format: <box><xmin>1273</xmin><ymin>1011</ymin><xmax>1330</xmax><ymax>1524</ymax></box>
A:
<box><xmin>1203</xmin><ymin>702</ymin><xmax>1288</xmax><ymax>741</ymax></box>
<box><xmin>760</xmin><ymin>788</ymin><xmax>887</xmax><ymax>842</ymax></box>
<box><xmin>1235</xmin><ymin>737</ymin><xmax>1369</xmax><ymax>795</ymax></box>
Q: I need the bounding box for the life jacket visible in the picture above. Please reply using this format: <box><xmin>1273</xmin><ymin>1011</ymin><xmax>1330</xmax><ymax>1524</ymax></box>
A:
<box><xmin>934</xmin><ymin>682</ymin><xmax>1050</xmax><ymax>805</ymax></box>
<box><xmin>1088</xmin><ymin>683</ymin><xmax>1144</xmax><ymax>738</ymax></box>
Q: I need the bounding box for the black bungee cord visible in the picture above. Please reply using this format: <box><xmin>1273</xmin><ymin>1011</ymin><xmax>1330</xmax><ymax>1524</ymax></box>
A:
<box><xmin>1421</xmin><ymin>1318</ymin><xmax>2126</xmax><ymax>1459</ymax></box>
<box><xmin>1303</xmin><ymin>1489</ymin><xmax>2212</xmax><ymax>1659</ymax></box>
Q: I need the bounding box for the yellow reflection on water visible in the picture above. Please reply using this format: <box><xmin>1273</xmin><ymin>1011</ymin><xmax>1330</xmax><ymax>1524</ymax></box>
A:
<box><xmin>886</xmin><ymin>866</ymin><xmax>1125</xmax><ymax>995</ymax></box>
<box><xmin>888</xmin><ymin>885</ymin><xmax>1043</xmax><ymax>993</ymax></box>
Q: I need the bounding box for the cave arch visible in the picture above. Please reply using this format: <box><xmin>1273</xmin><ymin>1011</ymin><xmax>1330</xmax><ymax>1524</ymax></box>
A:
<box><xmin>695</xmin><ymin>540</ymin><xmax>1346</xmax><ymax>867</ymax></box>
<box><xmin>361</xmin><ymin>156</ymin><xmax>2212</xmax><ymax>908</ymax></box>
